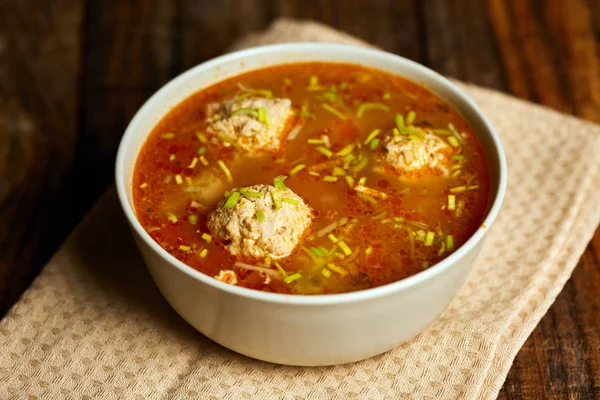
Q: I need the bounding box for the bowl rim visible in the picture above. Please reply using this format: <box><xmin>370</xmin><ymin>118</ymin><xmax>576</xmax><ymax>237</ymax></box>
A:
<box><xmin>115</xmin><ymin>42</ymin><xmax>507</xmax><ymax>306</ymax></box>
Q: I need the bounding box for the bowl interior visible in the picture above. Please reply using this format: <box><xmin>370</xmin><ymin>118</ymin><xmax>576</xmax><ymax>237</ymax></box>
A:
<box><xmin>115</xmin><ymin>43</ymin><xmax>506</xmax><ymax>303</ymax></box>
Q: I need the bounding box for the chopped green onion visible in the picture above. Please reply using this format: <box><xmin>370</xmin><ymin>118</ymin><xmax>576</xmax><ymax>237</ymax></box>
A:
<box><xmin>452</xmin><ymin>155</ymin><xmax>466</xmax><ymax>162</ymax></box>
<box><xmin>323</xmin><ymin>175</ymin><xmax>338</xmax><ymax>182</ymax></box>
<box><xmin>345</xmin><ymin>175</ymin><xmax>355</xmax><ymax>187</ymax></box>
<box><xmin>240</xmin><ymin>188</ymin><xmax>264</xmax><ymax>197</ymax></box>
<box><xmin>382</xmin><ymin>92</ymin><xmax>392</xmax><ymax>100</ymax></box>
<box><xmin>326</xmin><ymin>263</ymin><xmax>348</xmax><ymax>277</ymax></box>
<box><xmin>371</xmin><ymin>211</ymin><xmax>388</xmax><ymax>220</ymax></box>
<box><xmin>188</xmin><ymin>214</ymin><xmax>198</xmax><ymax>225</ymax></box>
<box><xmin>161</xmin><ymin>133</ymin><xmax>175</xmax><ymax>139</ymax></box>
<box><xmin>199</xmin><ymin>249</ymin><xmax>208</xmax><ymax>258</ymax></box>
<box><xmin>406</xmin><ymin>227</ymin><xmax>415</xmax><ymax>258</ymax></box>
<box><xmin>450</xmin><ymin>185</ymin><xmax>479</xmax><ymax>193</ymax></box>
<box><xmin>309</xmin><ymin>75</ymin><xmax>319</xmax><ymax>88</ymax></box>
<box><xmin>321</xmin><ymin>104</ymin><xmax>347</xmax><ymax>120</ymax></box>
<box><xmin>282</xmin><ymin>197</ymin><xmax>299</xmax><ymax>206</ymax></box>
<box><xmin>307</xmin><ymin>217</ymin><xmax>349</xmax><ymax>241</ymax></box>
<box><xmin>335</xmin><ymin>143</ymin><xmax>355</xmax><ymax>157</ymax></box>
<box><xmin>370</xmin><ymin>139</ymin><xmax>380</xmax><ymax>150</ymax></box>
<box><xmin>333</xmin><ymin>167</ymin><xmax>346</xmax><ymax>176</ymax></box>
<box><xmin>274</xmin><ymin>261</ymin><xmax>287</xmax><ymax>277</ymax></box>
<box><xmin>273</xmin><ymin>175</ymin><xmax>288</xmax><ymax>190</ymax></box>
<box><xmin>222</xmin><ymin>191</ymin><xmax>241</xmax><ymax>209</ymax></box>
<box><xmin>179</xmin><ymin>245</ymin><xmax>191</xmax><ymax>252</ymax></box>
<box><xmin>257</xmin><ymin>107</ymin><xmax>270</xmax><ymax>128</ymax></box>
<box><xmin>185</xmin><ymin>177</ymin><xmax>193</xmax><ymax>186</ymax></box>
<box><xmin>271</xmin><ymin>190</ymin><xmax>282</xmax><ymax>209</ymax></box>
<box><xmin>351</xmin><ymin>157</ymin><xmax>369</xmax><ymax>174</ymax></box>
<box><xmin>327</xmin><ymin>233</ymin><xmax>339</xmax><ymax>243</ymax></box>
<box><xmin>275</xmin><ymin>157</ymin><xmax>286</xmax><ymax>164</ymax></box>
<box><xmin>196</xmin><ymin>132</ymin><xmax>208</xmax><ymax>143</ymax></box>
<box><xmin>188</xmin><ymin>157</ymin><xmax>198</xmax><ymax>169</ymax></box>
<box><xmin>327</xmin><ymin>245</ymin><xmax>338</xmax><ymax>256</ymax></box>
<box><xmin>237</xmin><ymin>85</ymin><xmax>273</xmax><ymax>99</ymax></box>
<box><xmin>424</xmin><ymin>231</ymin><xmax>435</xmax><ymax>246</ymax></box>
<box><xmin>140</xmin><ymin>182</ymin><xmax>148</xmax><ymax>189</ymax></box>
<box><xmin>400</xmin><ymin>126</ymin><xmax>415</xmax><ymax>135</ymax></box>
<box><xmin>393</xmin><ymin>127</ymin><xmax>401</xmax><ymax>136</ymax></box>
<box><xmin>166</xmin><ymin>212</ymin><xmax>178</xmax><ymax>223</ymax></box>
<box><xmin>309</xmin><ymin>247</ymin><xmax>325</xmax><ymax>257</ymax></box>
<box><xmin>450</xmin><ymin>186</ymin><xmax>467</xmax><ymax>193</ymax></box>
<box><xmin>308</xmin><ymin>171</ymin><xmax>320</xmax><ymax>177</ymax></box>
<box><xmin>338</xmin><ymin>241</ymin><xmax>352</xmax><ymax>256</ymax></box>
<box><xmin>446</xmin><ymin>235</ymin><xmax>455</xmax><ymax>250</ymax></box>
<box><xmin>284</xmin><ymin>273</ymin><xmax>302</xmax><ymax>283</ymax></box>
<box><xmin>175</xmin><ymin>174</ymin><xmax>183</xmax><ymax>185</ymax></box>
<box><xmin>363</xmin><ymin>129</ymin><xmax>381</xmax><ymax>145</ymax></box>
<box><xmin>448</xmin><ymin>195</ymin><xmax>456</xmax><ymax>211</ymax></box>
<box><xmin>438</xmin><ymin>242</ymin><xmax>446</xmax><ymax>256</ymax></box>
<box><xmin>406</xmin><ymin>110</ymin><xmax>416</xmax><ymax>125</ymax></box>
<box><xmin>307</xmin><ymin>139</ymin><xmax>324</xmax><ymax>144</ymax></box>
<box><xmin>231</xmin><ymin>107</ymin><xmax>258</xmax><ymax>118</ymax></box>
<box><xmin>316</xmin><ymin>146</ymin><xmax>333</xmax><ymax>158</ymax></box>
<box><xmin>356</xmin><ymin>102</ymin><xmax>390</xmax><ymax>118</ymax></box>
<box><xmin>169</xmin><ymin>154</ymin><xmax>176</xmax><ymax>162</ymax></box>
<box><xmin>354</xmin><ymin>185</ymin><xmax>388</xmax><ymax>199</ymax></box>
<box><xmin>201</xmin><ymin>233</ymin><xmax>212</xmax><ymax>243</ymax></box>
<box><xmin>301</xmin><ymin>246</ymin><xmax>319</xmax><ymax>262</ymax></box>
<box><xmin>356</xmin><ymin>192</ymin><xmax>377</xmax><ymax>205</ymax></box>
<box><xmin>452</xmin><ymin>170</ymin><xmax>462</xmax><ymax>178</ymax></box>
<box><xmin>255</xmin><ymin>209</ymin><xmax>265</xmax><ymax>223</ymax></box>
<box><xmin>365</xmin><ymin>246</ymin><xmax>374</xmax><ymax>256</ymax></box>
<box><xmin>264</xmin><ymin>256</ymin><xmax>272</xmax><ymax>267</ymax></box>
<box><xmin>199</xmin><ymin>156</ymin><xmax>209</xmax><ymax>166</ymax></box>
<box><xmin>217</xmin><ymin>134</ymin><xmax>238</xmax><ymax>147</ymax></box>
<box><xmin>447</xmin><ymin>136</ymin><xmax>460</xmax><ymax>148</ymax></box>
<box><xmin>300</xmin><ymin>102</ymin><xmax>315</xmax><ymax>119</ymax></box>
<box><xmin>289</xmin><ymin>164</ymin><xmax>306</xmax><ymax>176</ymax></box>
<box><xmin>395</xmin><ymin>113</ymin><xmax>405</xmax><ymax>130</ymax></box>
<box><xmin>321</xmin><ymin>268</ymin><xmax>332</xmax><ymax>278</ymax></box>
<box><xmin>217</xmin><ymin>160</ymin><xmax>233</xmax><ymax>183</ymax></box>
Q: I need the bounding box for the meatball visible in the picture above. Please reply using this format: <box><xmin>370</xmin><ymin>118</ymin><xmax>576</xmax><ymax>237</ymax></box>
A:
<box><xmin>382</xmin><ymin>131</ymin><xmax>453</xmax><ymax>176</ymax></box>
<box><xmin>207</xmin><ymin>184</ymin><xmax>313</xmax><ymax>259</ymax></box>
<box><xmin>205</xmin><ymin>96</ymin><xmax>294</xmax><ymax>153</ymax></box>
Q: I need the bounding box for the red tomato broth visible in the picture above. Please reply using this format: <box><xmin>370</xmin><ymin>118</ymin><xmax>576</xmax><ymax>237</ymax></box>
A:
<box><xmin>133</xmin><ymin>62</ymin><xmax>490</xmax><ymax>295</ymax></box>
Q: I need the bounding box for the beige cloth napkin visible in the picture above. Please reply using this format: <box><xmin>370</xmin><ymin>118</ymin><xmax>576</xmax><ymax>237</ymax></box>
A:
<box><xmin>1</xmin><ymin>19</ymin><xmax>600</xmax><ymax>400</ymax></box>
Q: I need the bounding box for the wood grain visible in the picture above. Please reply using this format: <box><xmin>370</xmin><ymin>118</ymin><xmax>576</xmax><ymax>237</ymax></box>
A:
<box><xmin>0</xmin><ymin>0</ymin><xmax>83</xmax><ymax>314</ymax></box>
<box><xmin>490</xmin><ymin>0</ymin><xmax>600</xmax><ymax>398</ymax></box>
<box><xmin>1</xmin><ymin>0</ymin><xmax>599</xmax><ymax>398</ymax></box>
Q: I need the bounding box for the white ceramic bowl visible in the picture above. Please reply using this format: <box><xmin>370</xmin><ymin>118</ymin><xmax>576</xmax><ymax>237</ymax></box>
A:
<box><xmin>116</xmin><ymin>43</ymin><xmax>506</xmax><ymax>366</ymax></box>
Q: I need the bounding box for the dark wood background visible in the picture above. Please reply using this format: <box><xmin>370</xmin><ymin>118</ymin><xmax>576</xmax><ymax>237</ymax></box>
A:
<box><xmin>1</xmin><ymin>1</ymin><xmax>599</xmax><ymax>398</ymax></box>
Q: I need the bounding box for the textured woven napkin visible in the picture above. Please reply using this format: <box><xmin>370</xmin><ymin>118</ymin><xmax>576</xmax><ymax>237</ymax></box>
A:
<box><xmin>2</xmin><ymin>19</ymin><xmax>600</xmax><ymax>400</ymax></box>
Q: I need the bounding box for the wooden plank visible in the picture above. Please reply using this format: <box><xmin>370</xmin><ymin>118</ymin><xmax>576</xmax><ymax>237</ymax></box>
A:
<box><xmin>489</xmin><ymin>0</ymin><xmax>600</xmax><ymax>398</ymax></box>
<box><xmin>0</xmin><ymin>0</ymin><xmax>84</xmax><ymax>314</ymax></box>
<box><xmin>72</xmin><ymin>0</ymin><xmax>180</xmax><ymax>218</ymax></box>
<box><xmin>422</xmin><ymin>0</ymin><xmax>507</xmax><ymax>90</ymax></box>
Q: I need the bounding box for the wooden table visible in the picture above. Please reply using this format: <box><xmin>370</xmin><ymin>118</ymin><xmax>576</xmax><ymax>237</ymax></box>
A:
<box><xmin>1</xmin><ymin>1</ymin><xmax>599</xmax><ymax>398</ymax></box>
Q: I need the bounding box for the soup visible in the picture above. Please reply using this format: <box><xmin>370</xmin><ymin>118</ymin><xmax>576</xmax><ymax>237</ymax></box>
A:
<box><xmin>133</xmin><ymin>62</ymin><xmax>489</xmax><ymax>295</ymax></box>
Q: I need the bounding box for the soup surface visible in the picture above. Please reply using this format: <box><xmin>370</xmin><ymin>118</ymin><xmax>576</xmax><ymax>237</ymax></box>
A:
<box><xmin>133</xmin><ymin>62</ymin><xmax>490</xmax><ymax>295</ymax></box>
